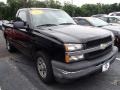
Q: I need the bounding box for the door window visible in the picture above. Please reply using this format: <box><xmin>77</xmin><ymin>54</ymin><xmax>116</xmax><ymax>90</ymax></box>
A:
<box><xmin>17</xmin><ymin>11</ymin><xmax>27</xmax><ymax>22</ymax></box>
<box><xmin>78</xmin><ymin>19</ymin><xmax>91</xmax><ymax>26</ymax></box>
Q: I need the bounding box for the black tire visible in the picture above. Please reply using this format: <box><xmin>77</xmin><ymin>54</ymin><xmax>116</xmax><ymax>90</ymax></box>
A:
<box><xmin>6</xmin><ymin>39</ymin><xmax>16</xmax><ymax>52</ymax></box>
<box><xmin>36</xmin><ymin>51</ymin><xmax>54</xmax><ymax>83</ymax></box>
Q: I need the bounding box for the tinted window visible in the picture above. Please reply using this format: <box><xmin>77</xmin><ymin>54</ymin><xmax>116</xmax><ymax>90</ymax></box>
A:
<box><xmin>109</xmin><ymin>17</ymin><xmax>117</xmax><ymax>23</ymax></box>
<box><xmin>77</xmin><ymin>19</ymin><xmax>91</xmax><ymax>26</ymax></box>
<box><xmin>17</xmin><ymin>11</ymin><xmax>27</xmax><ymax>22</ymax></box>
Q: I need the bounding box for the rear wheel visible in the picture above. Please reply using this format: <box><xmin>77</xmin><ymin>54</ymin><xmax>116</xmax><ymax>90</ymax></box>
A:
<box><xmin>36</xmin><ymin>51</ymin><xmax>54</xmax><ymax>83</ymax></box>
<box><xmin>6</xmin><ymin>39</ymin><xmax>16</xmax><ymax>52</ymax></box>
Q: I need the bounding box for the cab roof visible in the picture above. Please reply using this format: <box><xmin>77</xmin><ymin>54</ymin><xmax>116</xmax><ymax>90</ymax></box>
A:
<box><xmin>19</xmin><ymin>8</ymin><xmax>60</xmax><ymax>11</ymax></box>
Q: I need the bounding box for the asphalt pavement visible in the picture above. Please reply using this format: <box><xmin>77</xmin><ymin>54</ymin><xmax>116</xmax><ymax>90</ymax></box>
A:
<box><xmin>0</xmin><ymin>30</ymin><xmax>120</xmax><ymax>90</ymax></box>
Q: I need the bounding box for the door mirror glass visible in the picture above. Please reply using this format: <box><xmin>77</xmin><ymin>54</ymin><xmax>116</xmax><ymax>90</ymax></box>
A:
<box><xmin>13</xmin><ymin>21</ymin><xmax>25</xmax><ymax>29</ymax></box>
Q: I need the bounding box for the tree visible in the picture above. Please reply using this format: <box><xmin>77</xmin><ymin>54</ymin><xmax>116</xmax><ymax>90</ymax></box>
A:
<box><xmin>62</xmin><ymin>3</ymin><xmax>76</xmax><ymax>16</ymax></box>
<box><xmin>0</xmin><ymin>0</ymin><xmax>120</xmax><ymax>20</ymax></box>
<box><xmin>27</xmin><ymin>0</ymin><xmax>47</xmax><ymax>8</ymax></box>
<box><xmin>47</xmin><ymin>0</ymin><xmax>62</xmax><ymax>8</ymax></box>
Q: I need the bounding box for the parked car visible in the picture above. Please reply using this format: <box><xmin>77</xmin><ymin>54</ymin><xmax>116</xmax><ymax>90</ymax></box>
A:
<box><xmin>99</xmin><ymin>16</ymin><xmax>120</xmax><ymax>25</ymax></box>
<box><xmin>0</xmin><ymin>20</ymin><xmax>2</xmax><ymax>30</ymax></box>
<box><xmin>91</xmin><ymin>14</ymin><xmax>107</xmax><ymax>18</ymax></box>
<box><xmin>109</xmin><ymin>12</ymin><xmax>120</xmax><ymax>16</ymax></box>
<box><xmin>0</xmin><ymin>20</ymin><xmax>9</xmax><ymax>31</ymax></box>
<box><xmin>3</xmin><ymin>8</ymin><xmax>118</xmax><ymax>83</ymax></box>
<box><xmin>2</xmin><ymin>20</ymin><xmax>9</xmax><ymax>24</ymax></box>
<box><xmin>73</xmin><ymin>17</ymin><xmax>120</xmax><ymax>47</ymax></box>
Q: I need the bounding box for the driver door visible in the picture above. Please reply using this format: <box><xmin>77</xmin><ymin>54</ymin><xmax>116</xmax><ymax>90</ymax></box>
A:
<box><xmin>13</xmin><ymin>10</ymin><xmax>32</xmax><ymax>56</ymax></box>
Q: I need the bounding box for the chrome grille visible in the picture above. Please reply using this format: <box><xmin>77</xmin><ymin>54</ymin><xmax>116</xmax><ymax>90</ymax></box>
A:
<box><xmin>86</xmin><ymin>36</ymin><xmax>112</xmax><ymax>49</ymax></box>
<box><xmin>85</xmin><ymin>36</ymin><xmax>112</xmax><ymax>60</ymax></box>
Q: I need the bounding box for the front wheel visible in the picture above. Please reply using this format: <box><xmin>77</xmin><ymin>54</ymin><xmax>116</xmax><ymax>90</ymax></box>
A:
<box><xmin>36</xmin><ymin>51</ymin><xmax>54</xmax><ymax>83</ymax></box>
<box><xmin>6</xmin><ymin>39</ymin><xmax>16</xmax><ymax>52</ymax></box>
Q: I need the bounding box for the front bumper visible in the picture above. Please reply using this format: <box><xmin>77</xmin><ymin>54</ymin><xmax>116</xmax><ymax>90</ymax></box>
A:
<box><xmin>52</xmin><ymin>46</ymin><xmax>118</xmax><ymax>80</ymax></box>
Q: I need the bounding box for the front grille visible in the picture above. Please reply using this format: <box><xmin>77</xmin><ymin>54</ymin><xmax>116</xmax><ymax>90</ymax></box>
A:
<box><xmin>85</xmin><ymin>36</ymin><xmax>112</xmax><ymax>60</ymax></box>
<box><xmin>86</xmin><ymin>36</ymin><xmax>112</xmax><ymax>49</ymax></box>
<box><xmin>85</xmin><ymin>45</ymin><xmax>112</xmax><ymax>60</ymax></box>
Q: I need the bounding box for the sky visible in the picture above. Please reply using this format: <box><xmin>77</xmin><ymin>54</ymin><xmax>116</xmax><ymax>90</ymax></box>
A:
<box><xmin>0</xmin><ymin>0</ymin><xmax>120</xmax><ymax>6</ymax></box>
<box><xmin>60</xmin><ymin>0</ymin><xmax>120</xmax><ymax>6</ymax></box>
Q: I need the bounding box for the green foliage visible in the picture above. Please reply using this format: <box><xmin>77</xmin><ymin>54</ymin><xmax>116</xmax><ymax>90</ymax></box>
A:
<box><xmin>47</xmin><ymin>0</ymin><xmax>62</xmax><ymax>8</ymax></box>
<box><xmin>0</xmin><ymin>2</ymin><xmax>5</xmax><ymax>19</ymax></box>
<box><xmin>62</xmin><ymin>3</ymin><xmax>75</xmax><ymax>16</ymax></box>
<box><xmin>0</xmin><ymin>0</ymin><xmax>120</xmax><ymax>20</ymax></box>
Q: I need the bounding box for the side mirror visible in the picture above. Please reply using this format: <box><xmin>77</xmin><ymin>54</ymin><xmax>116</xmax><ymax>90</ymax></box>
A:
<box><xmin>13</xmin><ymin>21</ymin><xmax>26</xmax><ymax>29</ymax></box>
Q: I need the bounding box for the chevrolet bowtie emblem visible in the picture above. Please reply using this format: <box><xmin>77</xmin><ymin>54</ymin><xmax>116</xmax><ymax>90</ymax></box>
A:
<box><xmin>100</xmin><ymin>43</ymin><xmax>107</xmax><ymax>50</ymax></box>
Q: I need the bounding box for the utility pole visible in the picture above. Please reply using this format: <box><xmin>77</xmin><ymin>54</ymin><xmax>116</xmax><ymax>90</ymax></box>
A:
<box><xmin>71</xmin><ymin>0</ymin><xmax>74</xmax><ymax>17</ymax></box>
<box><xmin>45</xmin><ymin>0</ymin><xmax>49</xmax><ymax>7</ymax></box>
<box><xmin>23</xmin><ymin>0</ymin><xmax>28</xmax><ymax>8</ymax></box>
<box><xmin>71</xmin><ymin>0</ymin><xmax>73</xmax><ymax>5</ymax></box>
<box><xmin>24</xmin><ymin>0</ymin><xmax>27</xmax><ymax>7</ymax></box>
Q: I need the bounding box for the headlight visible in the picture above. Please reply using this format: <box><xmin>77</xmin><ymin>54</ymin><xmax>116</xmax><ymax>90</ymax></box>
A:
<box><xmin>64</xmin><ymin>44</ymin><xmax>83</xmax><ymax>51</ymax></box>
<box><xmin>64</xmin><ymin>44</ymin><xmax>84</xmax><ymax>63</ymax></box>
<box><xmin>65</xmin><ymin>54</ymin><xmax>84</xmax><ymax>63</ymax></box>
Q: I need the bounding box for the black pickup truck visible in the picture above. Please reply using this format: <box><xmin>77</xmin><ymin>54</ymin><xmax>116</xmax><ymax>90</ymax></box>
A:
<box><xmin>3</xmin><ymin>8</ymin><xmax>118</xmax><ymax>83</ymax></box>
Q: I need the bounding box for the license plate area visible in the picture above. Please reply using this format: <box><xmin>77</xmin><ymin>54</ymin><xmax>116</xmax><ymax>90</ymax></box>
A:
<box><xmin>102</xmin><ymin>62</ymin><xmax>110</xmax><ymax>72</ymax></box>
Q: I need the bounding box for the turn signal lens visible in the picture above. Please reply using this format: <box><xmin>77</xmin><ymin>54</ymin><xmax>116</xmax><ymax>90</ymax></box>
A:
<box><xmin>65</xmin><ymin>53</ymin><xmax>70</xmax><ymax>63</ymax></box>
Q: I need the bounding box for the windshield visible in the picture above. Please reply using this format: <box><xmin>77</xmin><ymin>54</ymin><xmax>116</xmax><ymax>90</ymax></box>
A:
<box><xmin>30</xmin><ymin>9</ymin><xmax>76</xmax><ymax>27</ymax></box>
<box><xmin>88</xmin><ymin>18</ymin><xmax>109</xmax><ymax>27</ymax></box>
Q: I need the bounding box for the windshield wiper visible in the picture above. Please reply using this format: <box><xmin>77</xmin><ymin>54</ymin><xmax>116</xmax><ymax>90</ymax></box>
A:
<box><xmin>36</xmin><ymin>24</ymin><xmax>57</xmax><ymax>27</ymax></box>
<box><xmin>59</xmin><ymin>23</ymin><xmax>75</xmax><ymax>25</ymax></box>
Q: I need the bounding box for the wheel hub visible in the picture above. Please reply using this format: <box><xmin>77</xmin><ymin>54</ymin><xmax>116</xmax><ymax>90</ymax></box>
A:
<box><xmin>37</xmin><ymin>57</ymin><xmax>47</xmax><ymax>78</ymax></box>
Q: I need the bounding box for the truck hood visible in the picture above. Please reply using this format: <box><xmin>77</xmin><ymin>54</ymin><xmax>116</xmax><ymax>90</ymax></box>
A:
<box><xmin>101</xmin><ymin>25</ymin><xmax>120</xmax><ymax>36</ymax></box>
<box><xmin>37</xmin><ymin>25</ymin><xmax>111</xmax><ymax>43</ymax></box>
